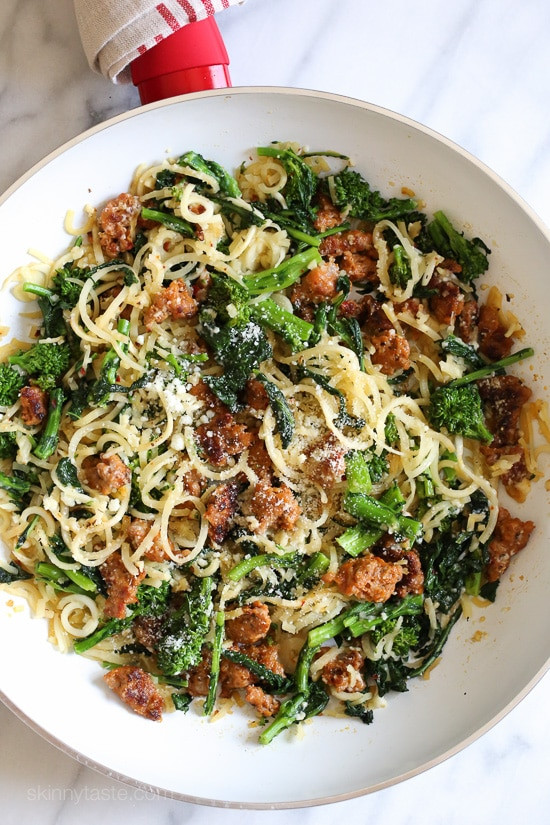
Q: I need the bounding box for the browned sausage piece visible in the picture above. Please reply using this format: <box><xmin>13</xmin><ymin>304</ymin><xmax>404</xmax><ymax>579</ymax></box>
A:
<box><xmin>205</xmin><ymin>479</ymin><xmax>240</xmax><ymax>545</ymax></box>
<box><xmin>19</xmin><ymin>385</ymin><xmax>48</xmax><ymax>427</ymax></box>
<box><xmin>196</xmin><ymin>413</ymin><xmax>253</xmax><ymax>467</ymax></box>
<box><xmin>455</xmin><ymin>299</ymin><xmax>478</xmax><ymax>343</ymax></box>
<box><xmin>370</xmin><ymin>329</ymin><xmax>411</xmax><ymax>375</ymax></box>
<box><xmin>247</xmin><ymin>437</ymin><xmax>273</xmax><ymax>481</ymax></box>
<box><xmin>477</xmin><ymin>375</ymin><xmax>532</xmax><ymax>448</ymax></box>
<box><xmin>100</xmin><ymin>551</ymin><xmax>145</xmax><ymax>618</ymax></box>
<box><xmin>245</xmin><ymin>685</ymin><xmax>280</xmax><ymax>717</ymax></box>
<box><xmin>187</xmin><ymin>647</ymin><xmax>212</xmax><ymax>697</ymax></box>
<box><xmin>144</xmin><ymin>278</ymin><xmax>198</xmax><ymax>330</ymax></box>
<box><xmin>375</xmin><ymin>538</ymin><xmax>424</xmax><ymax>597</ymax></box>
<box><xmin>290</xmin><ymin>260</ymin><xmax>340</xmax><ymax>307</ymax></box>
<box><xmin>225</xmin><ymin>601</ymin><xmax>271</xmax><ymax>645</ymax></box>
<box><xmin>313</xmin><ymin>191</ymin><xmax>343</xmax><ymax>232</ymax></box>
<box><xmin>321</xmin><ymin>647</ymin><xmax>365</xmax><ymax>693</ymax></box>
<box><xmin>98</xmin><ymin>193</ymin><xmax>142</xmax><ymax>259</ymax></box>
<box><xmin>245</xmin><ymin>377</ymin><xmax>270</xmax><ymax>411</ymax></box>
<box><xmin>319</xmin><ymin>229</ymin><xmax>374</xmax><ymax>257</ymax></box>
<box><xmin>249</xmin><ymin>479</ymin><xmax>301</xmax><ymax>533</ymax></box>
<box><xmin>127</xmin><ymin>517</ymin><xmax>173</xmax><ymax>562</ymax></box>
<box><xmin>477</xmin><ymin>304</ymin><xmax>514</xmax><ymax>361</ymax></box>
<box><xmin>485</xmin><ymin>507</ymin><xmax>535</xmax><ymax>582</ymax></box>
<box><xmin>428</xmin><ymin>274</ymin><xmax>465</xmax><ymax>325</ymax></box>
<box><xmin>340</xmin><ymin>251</ymin><xmax>379</xmax><ymax>284</ymax></box>
<box><xmin>303</xmin><ymin>433</ymin><xmax>346</xmax><ymax>489</ymax></box>
<box><xmin>103</xmin><ymin>665</ymin><xmax>164</xmax><ymax>721</ymax></box>
<box><xmin>81</xmin><ymin>452</ymin><xmax>131</xmax><ymax>495</ymax></box>
<box><xmin>333</xmin><ymin>554</ymin><xmax>403</xmax><ymax>603</ymax></box>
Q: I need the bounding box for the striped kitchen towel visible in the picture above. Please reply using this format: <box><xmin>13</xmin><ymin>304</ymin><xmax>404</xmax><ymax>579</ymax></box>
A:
<box><xmin>73</xmin><ymin>0</ymin><xmax>242</xmax><ymax>83</ymax></box>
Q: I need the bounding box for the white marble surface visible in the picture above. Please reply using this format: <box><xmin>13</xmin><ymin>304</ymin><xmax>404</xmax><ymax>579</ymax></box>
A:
<box><xmin>1</xmin><ymin>0</ymin><xmax>550</xmax><ymax>821</ymax></box>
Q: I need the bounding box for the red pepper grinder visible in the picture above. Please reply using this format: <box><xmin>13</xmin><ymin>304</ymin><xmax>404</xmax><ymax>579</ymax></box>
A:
<box><xmin>131</xmin><ymin>16</ymin><xmax>231</xmax><ymax>104</ymax></box>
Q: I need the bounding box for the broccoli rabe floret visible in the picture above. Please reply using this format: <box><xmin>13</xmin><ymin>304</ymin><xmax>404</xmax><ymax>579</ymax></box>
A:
<box><xmin>0</xmin><ymin>433</ymin><xmax>17</xmax><ymax>459</ymax></box>
<box><xmin>257</xmin><ymin>145</ymin><xmax>318</xmax><ymax>224</ymax></box>
<box><xmin>331</xmin><ymin>168</ymin><xmax>417</xmax><ymax>222</ymax></box>
<box><xmin>426</xmin><ymin>211</ymin><xmax>490</xmax><ymax>283</ymax></box>
<box><xmin>370</xmin><ymin>617</ymin><xmax>421</xmax><ymax>657</ymax></box>
<box><xmin>9</xmin><ymin>342</ymin><xmax>71</xmax><ymax>388</ymax></box>
<box><xmin>428</xmin><ymin>384</ymin><xmax>493</xmax><ymax>443</ymax></box>
<box><xmin>0</xmin><ymin>363</ymin><xmax>24</xmax><ymax>406</ymax></box>
<box><xmin>156</xmin><ymin>575</ymin><xmax>214</xmax><ymax>676</ymax></box>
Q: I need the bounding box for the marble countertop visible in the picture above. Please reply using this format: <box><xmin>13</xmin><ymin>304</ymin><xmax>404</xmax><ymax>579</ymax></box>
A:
<box><xmin>1</xmin><ymin>0</ymin><xmax>550</xmax><ymax>822</ymax></box>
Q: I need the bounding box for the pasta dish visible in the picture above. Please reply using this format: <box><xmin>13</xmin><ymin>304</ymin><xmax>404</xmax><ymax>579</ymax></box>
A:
<box><xmin>0</xmin><ymin>143</ymin><xmax>544</xmax><ymax>741</ymax></box>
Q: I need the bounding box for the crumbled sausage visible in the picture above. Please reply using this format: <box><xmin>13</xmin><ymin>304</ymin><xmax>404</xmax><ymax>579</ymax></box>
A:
<box><xmin>290</xmin><ymin>260</ymin><xmax>340</xmax><ymax>307</ymax></box>
<box><xmin>313</xmin><ymin>191</ymin><xmax>343</xmax><ymax>232</ymax></box>
<box><xmin>428</xmin><ymin>274</ymin><xmax>465</xmax><ymax>326</ymax></box>
<box><xmin>370</xmin><ymin>329</ymin><xmax>411</xmax><ymax>375</ymax></box>
<box><xmin>205</xmin><ymin>479</ymin><xmax>240</xmax><ymax>545</ymax></box>
<box><xmin>485</xmin><ymin>507</ymin><xmax>534</xmax><ymax>582</ymax></box>
<box><xmin>226</xmin><ymin>602</ymin><xmax>271</xmax><ymax>645</ymax></box>
<box><xmin>304</xmin><ymin>433</ymin><xmax>346</xmax><ymax>488</ymax></box>
<box><xmin>321</xmin><ymin>648</ymin><xmax>365</xmax><ymax>693</ymax></box>
<box><xmin>480</xmin><ymin>445</ymin><xmax>531</xmax><ymax>489</ymax></box>
<box><xmin>133</xmin><ymin>615</ymin><xmax>163</xmax><ymax>653</ymax></box>
<box><xmin>189</xmin><ymin>379</ymin><xmax>228</xmax><ymax>414</ymax></box>
<box><xmin>245</xmin><ymin>685</ymin><xmax>280</xmax><ymax>717</ymax></box>
<box><xmin>81</xmin><ymin>452</ymin><xmax>131</xmax><ymax>495</ymax></box>
<box><xmin>332</xmin><ymin>554</ymin><xmax>404</xmax><ymax>603</ymax></box>
<box><xmin>144</xmin><ymin>278</ymin><xmax>198</xmax><ymax>330</ymax></box>
<box><xmin>375</xmin><ymin>538</ymin><xmax>424</xmax><ymax>598</ymax></box>
<box><xmin>98</xmin><ymin>193</ymin><xmax>142</xmax><ymax>259</ymax></box>
<box><xmin>319</xmin><ymin>229</ymin><xmax>374</xmax><ymax>257</ymax></box>
<box><xmin>187</xmin><ymin>647</ymin><xmax>212</xmax><ymax>697</ymax></box>
<box><xmin>477</xmin><ymin>304</ymin><xmax>513</xmax><ymax>360</ymax></box>
<box><xmin>245</xmin><ymin>377</ymin><xmax>270</xmax><ymax>411</ymax></box>
<box><xmin>19</xmin><ymin>385</ymin><xmax>48</xmax><ymax>427</ymax></box>
<box><xmin>103</xmin><ymin>665</ymin><xmax>164</xmax><ymax>721</ymax></box>
<box><xmin>477</xmin><ymin>375</ymin><xmax>532</xmax><ymax>447</ymax></box>
<box><xmin>196</xmin><ymin>412</ymin><xmax>253</xmax><ymax>467</ymax></box>
<box><xmin>455</xmin><ymin>299</ymin><xmax>478</xmax><ymax>343</ymax></box>
<box><xmin>249</xmin><ymin>479</ymin><xmax>301</xmax><ymax>533</ymax></box>
<box><xmin>127</xmin><ymin>517</ymin><xmax>173</xmax><ymax>562</ymax></box>
<box><xmin>247</xmin><ymin>437</ymin><xmax>273</xmax><ymax>481</ymax></box>
<box><xmin>100</xmin><ymin>551</ymin><xmax>145</xmax><ymax>618</ymax></box>
<box><xmin>361</xmin><ymin>294</ymin><xmax>394</xmax><ymax>336</ymax></box>
<box><xmin>182</xmin><ymin>468</ymin><xmax>207</xmax><ymax>498</ymax></box>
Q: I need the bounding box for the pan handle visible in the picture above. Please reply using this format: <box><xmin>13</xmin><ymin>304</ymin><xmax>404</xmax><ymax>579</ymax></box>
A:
<box><xmin>130</xmin><ymin>17</ymin><xmax>231</xmax><ymax>105</ymax></box>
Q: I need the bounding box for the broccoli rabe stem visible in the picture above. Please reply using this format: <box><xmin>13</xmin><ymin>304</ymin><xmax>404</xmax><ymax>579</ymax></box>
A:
<box><xmin>140</xmin><ymin>207</ymin><xmax>195</xmax><ymax>238</ymax></box>
<box><xmin>87</xmin><ymin>318</ymin><xmax>130</xmax><ymax>407</ymax></box>
<box><xmin>335</xmin><ymin>523</ymin><xmax>382</xmax><ymax>557</ymax></box>
<box><xmin>243</xmin><ymin>247</ymin><xmax>321</xmax><ymax>295</ymax></box>
<box><xmin>258</xmin><ymin>692</ymin><xmax>308</xmax><ymax>746</ymax></box>
<box><xmin>203</xmin><ymin>610</ymin><xmax>225</xmax><ymax>716</ymax></box>
<box><xmin>227</xmin><ymin>550</ymin><xmax>299</xmax><ymax>582</ymax></box>
<box><xmin>0</xmin><ymin>471</ymin><xmax>32</xmax><ymax>499</ymax></box>
<box><xmin>447</xmin><ymin>347</ymin><xmax>534</xmax><ymax>387</ymax></box>
<box><xmin>249</xmin><ymin>299</ymin><xmax>313</xmax><ymax>351</ymax></box>
<box><xmin>34</xmin><ymin>388</ymin><xmax>65</xmax><ymax>460</ymax></box>
<box><xmin>343</xmin><ymin>492</ymin><xmax>422</xmax><ymax>542</ymax></box>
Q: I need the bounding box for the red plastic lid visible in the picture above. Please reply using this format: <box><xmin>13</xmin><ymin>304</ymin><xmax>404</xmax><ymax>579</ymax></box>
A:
<box><xmin>131</xmin><ymin>17</ymin><xmax>231</xmax><ymax>104</ymax></box>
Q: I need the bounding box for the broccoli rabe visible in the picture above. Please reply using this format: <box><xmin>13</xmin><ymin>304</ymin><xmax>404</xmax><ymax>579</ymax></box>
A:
<box><xmin>370</xmin><ymin>616</ymin><xmax>421</xmax><ymax>657</ymax></box>
<box><xmin>9</xmin><ymin>342</ymin><xmax>71</xmax><ymax>390</ymax></box>
<box><xmin>156</xmin><ymin>575</ymin><xmax>214</xmax><ymax>676</ymax></box>
<box><xmin>0</xmin><ymin>363</ymin><xmax>24</xmax><ymax>406</ymax></box>
<box><xmin>257</xmin><ymin>145</ymin><xmax>318</xmax><ymax>225</ymax></box>
<box><xmin>178</xmin><ymin>150</ymin><xmax>241</xmax><ymax>198</ymax></box>
<box><xmin>0</xmin><ymin>433</ymin><xmax>17</xmax><ymax>460</ymax></box>
<box><xmin>87</xmin><ymin>319</ymin><xmax>130</xmax><ymax>407</ymax></box>
<box><xmin>426</xmin><ymin>211</ymin><xmax>490</xmax><ymax>283</ymax></box>
<box><xmin>0</xmin><ymin>470</ymin><xmax>32</xmax><ymax>505</ymax></box>
<box><xmin>34</xmin><ymin>388</ymin><xmax>66</xmax><ymax>460</ymax></box>
<box><xmin>439</xmin><ymin>333</ymin><xmax>484</xmax><ymax>369</ymax></box>
<box><xmin>428</xmin><ymin>384</ymin><xmax>493</xmax><ymax>443</ymax></box>
<box><xmin>74</xmin><ymin>581</ymin><xmax>172</xmax><ymax>654</ymax></box>
<box><xmin>330</xmin><ymin>168</ymin><xmax>417</xmax><ymax>222</ymax></box>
